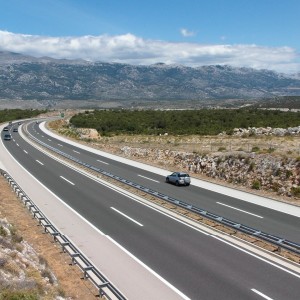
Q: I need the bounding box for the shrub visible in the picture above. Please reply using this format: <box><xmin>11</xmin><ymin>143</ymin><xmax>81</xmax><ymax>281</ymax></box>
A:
<box><xmin>248</xmin><ymin>162</ymin><xmax>255</xmax><ymax>172</ymax></box>
<box><xmin>291</xmin><ymin>186</ymin><xmax>300</xmax><ymax>197</ymax></box>
<box><xmin>251</xmin><ymin>180</ymin><xmax>261</xmax><ymax>190</ymax></box>
<box><xmin>0</xmin><ymin>290</ymin><xmax>39</xmax><ymax>300</ymax></box>
<box><xmin>218</xmin><ymin>146</ymin><xmax>226</xmax><ymax>152</ymax></box>
<box><xmin>267</xmin><ymin>147</ymin><xmax>275</xmax><ymax>153</ymax></box>
<box><xmin>251</xmin><ymin>146</ymin><xmax>260</xmax><ymax>152</ymax></box>
<box><xmin>286</xmin><ymin>170</ymin><xmax>293</xmax><ymax>178</ymax></box>
<box><xmin>0</xmin><ymin>226</ymin><xmax>7</xmax><ymax>237</ymax></box>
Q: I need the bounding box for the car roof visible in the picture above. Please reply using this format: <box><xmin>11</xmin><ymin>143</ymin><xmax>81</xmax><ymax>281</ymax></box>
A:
<box><xmin>173</xmin><ymin>172</ymin><xmax>189</xmax><ymax>175</ymax></box>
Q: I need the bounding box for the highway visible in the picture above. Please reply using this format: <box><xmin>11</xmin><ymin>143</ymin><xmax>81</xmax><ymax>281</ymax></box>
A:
<box><xmin>1</xmin><ymin>121</ymin><xmax>300</xmax><ymax>299</ymax></box>
<box><xmin>30</xmin><ymin>121</ymin><xmax>300</xmax><ymax>243</ymax></box>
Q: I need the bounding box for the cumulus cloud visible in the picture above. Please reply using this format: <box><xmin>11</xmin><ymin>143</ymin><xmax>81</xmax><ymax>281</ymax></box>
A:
<box><xmin>0</xmin><ymin>30</ymin><xmax>299</xmax><ymax>73</ymax></box>
<box><xmin>180</xmin><ymin>28</ymin><xmax>196</xmax><ymax>37</ymax></box>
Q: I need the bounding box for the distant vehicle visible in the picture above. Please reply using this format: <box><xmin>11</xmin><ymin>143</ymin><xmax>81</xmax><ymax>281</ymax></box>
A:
<box><xmin>13</xmin><ymin>128</ymin><xmax>18</xmax><ymax>132</ymax></box>
<box><xmin>3</xmin><ymin>127</ymin><xmax>9</xmax><ymax>131</ymax></box>
<box><xmin>166</xmin><ymin>172</ymin><xmax>191</xmax><ymax>186</ymax></box>
<box><xmin>4</xmin><ymin>134</ymin><xmax>12</xmax><ymax>141</ymax></box>
<box><xmin>18</xmin><ymin>122</ymin><xmax>21</xmax><ymax>125</ymax></box>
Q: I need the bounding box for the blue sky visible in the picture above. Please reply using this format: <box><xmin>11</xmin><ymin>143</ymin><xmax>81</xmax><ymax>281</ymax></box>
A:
<box><xmin>0</xmin><ymin>0</ymin><xmax>299</xmax><ymax>73</ymax></box>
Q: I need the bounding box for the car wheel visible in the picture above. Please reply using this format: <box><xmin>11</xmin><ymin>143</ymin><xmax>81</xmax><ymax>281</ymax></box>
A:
<box><xmin>166</xmin><ymin>177</ymin><xmax>169</xmax><ymax>183</ymax></box>
<box><xmin>186</xmin><ymin>183</ymin><xmax>190</xmax><ymax>186</ymax></box>
<box><xmin>175</xmin><ymin>181</ymin><xmax>179</xmax><ymax>186</ymax></box>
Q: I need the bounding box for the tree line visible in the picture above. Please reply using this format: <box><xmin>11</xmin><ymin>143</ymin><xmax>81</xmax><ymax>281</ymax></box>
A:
<box><xmin>69</xmin><ymin>108</ymin><xmax>300</xmax><ymax>136</ymax></box>
<box><xmin>0</xmin><ymin>109</ymin><xmax>47</xmax><ymax>124</ymax></box>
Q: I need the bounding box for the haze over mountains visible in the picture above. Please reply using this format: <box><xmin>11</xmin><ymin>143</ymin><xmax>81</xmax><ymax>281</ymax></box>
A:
<box><xmin>0</xmin><ymin>51</ymin><xmax>300</xmax><ymax>108</ymax></box>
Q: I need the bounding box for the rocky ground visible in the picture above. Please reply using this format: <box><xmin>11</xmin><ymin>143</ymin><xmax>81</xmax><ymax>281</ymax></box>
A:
<box><xmin>0</xmin><ymin>177</ymin><xmax>99</xmax><ymax>299</ymax></box>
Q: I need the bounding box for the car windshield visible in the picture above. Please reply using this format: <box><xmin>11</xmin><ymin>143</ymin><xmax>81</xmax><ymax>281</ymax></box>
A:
<box><xmin>179</xmin><ymin>174</ymin><xmax>189</xmax><ymax>177</ymax></box>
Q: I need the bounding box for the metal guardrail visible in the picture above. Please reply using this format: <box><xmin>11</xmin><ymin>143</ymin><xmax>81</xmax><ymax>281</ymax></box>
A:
<box><xmin>0</xmin><ymin>168</ymin><xmax>126</xmax><ymax>300</ymax></box>
<box><xmin>25</xmin><ymin>125</ymin><xmax>300</xmax><ymax>257</ymax></box>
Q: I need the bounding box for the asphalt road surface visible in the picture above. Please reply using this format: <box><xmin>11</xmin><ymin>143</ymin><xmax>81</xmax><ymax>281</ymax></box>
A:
<box><xmin>1</xmin><ymin>121</ymin><xmax>300</xmax><ymax>299</ymax></box>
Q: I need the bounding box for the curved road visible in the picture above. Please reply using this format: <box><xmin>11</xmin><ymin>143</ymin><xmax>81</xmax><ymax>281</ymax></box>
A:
<box><xmin>1</xmin><ymin>121</ymin><xmax>300</xmax><ymax>300</ymax></box>
<box><xmin>31</xmin><ymin>121</ymin><xmax>300</xmax><ymax>243</ymax></box>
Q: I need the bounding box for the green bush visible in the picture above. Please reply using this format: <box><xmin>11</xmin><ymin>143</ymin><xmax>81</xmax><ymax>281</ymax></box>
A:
<box><xmin>251</xmin><ymin>180</ymin><xmax>261</xmax><ymax>190</ymax></box>
<box><xmin>248</xmin><ymin>162</ymin><xmax>255</xmax><ymax>172</ymax></box>
<box><xmin>218</xmin><ymin>146</ymin><xmax>226</xmax><ymax>152</ymax></box>
<box><xmin>0</xmin><ymin>290</ymin><xmax>38</xmax><ymax>300</ymax></box>
<box><xmin>251</xmin><ymin>146</ymin><xmax>260</xmax><ymax>152</ymax></box>
<box><xmin>0</xmin><ymin>226</ymin><xmax>7</xmax><ymax>237</ymax></box>
<box><xmin>291</xmin><ymin>186</ymin><xmax>300</xmax><ymax>197</ymax></box>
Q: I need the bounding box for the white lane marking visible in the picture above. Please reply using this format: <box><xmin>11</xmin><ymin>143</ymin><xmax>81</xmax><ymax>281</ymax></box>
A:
<box><xmin>3</xmin><ymin>132</ymin><xmax>190</xmax><ymax>299</ymax></box>
<box><xmin>60</xmin><ymin>176</ymin><xmax>75</xmax><ymax>186</ymax></box>
<box><xmin>73</xmin><ymin>150</ymin><xmax>80</xmax><ymax>154</ymax></box>
<box><xmin>251</xmin><ymin>289</ymin><xmax>273</xmax><ymax>300</ymax></box>
<box><xmin>47</xmin><ymin>138</ymin><xmax>51</xmax><ymax>141</ymax></box>
<box><xmin>97</xmin><ymin>159</ymin><xmax>109</xmax><ymax>165</ymax></box>
<box><xmin>217</xmin><ymin>202</ymin><xmax>263</xmax><ymax>218</ymax></box>
<box><xmin>106</xmin><ymin>235</ymin><xmax>190</xmax><ymax>300</ymax></box>
<box><xmin>16</xmin><ymin>143</ymin><xmax>19</xmax><ymax>147</ymax></box>
<box><xmin>36</xmin><ymin>160</ymin><xmax>44</xmax><ymax>165</ymax></box>
<box><xmin>41</xmin><ymin>135</ymin><xmax>44</xmax><ymax>137</ymax></box>
<box><xmin>58</xmin><ymin>144</ymin><xmax>63</xmax><ymax>147</ymax></box>
<box><xmin>23</xmin><ymin>150</ymin><xmax>28</xmax><ymax>154</ymax></box>
<box><xmin>138</xmin><ymin>174</ymin><xmax>159</xmax><ymax>183</ymax></box>
<box><xmin>212</xmin><ymin>236</ymin><xmax>300</xmax><ymax>279</ymax></box>
<box><xmin>111</xmin><ymin>207</ymin><xmax>143</xmax><ymax>227</ymax></box>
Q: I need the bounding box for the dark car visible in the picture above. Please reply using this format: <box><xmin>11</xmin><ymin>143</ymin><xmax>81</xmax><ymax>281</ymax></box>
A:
<box><xmin>13</xmin><ymin>128</ymin><xmax>18</xmax><ymax>132</ymax></box>
<box><xmin>4</xmin><ymin>134</ymin><xmax>12</xmax><ymax>141</ymax></box>
<box><xmin>3</xmin><ymin>127</ymin><xmax>9</xmax><ymax>131</ymax></box>
<box><xmin>166</xmin><ymin>172</ymin><xmax>191</xmax><ymax>186</ymax></box>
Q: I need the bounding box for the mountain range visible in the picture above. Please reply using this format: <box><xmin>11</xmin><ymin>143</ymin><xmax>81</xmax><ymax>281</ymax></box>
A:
<box><xmin>0</xmin><ymin>51</ymin><xmax>300</xmax><ymax>106</ymax></box>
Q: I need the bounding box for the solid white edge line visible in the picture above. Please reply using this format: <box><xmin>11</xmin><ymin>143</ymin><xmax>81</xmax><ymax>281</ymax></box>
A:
<box><xmin>217</xmin><ymin>202</ymin><xmax>263</xmax><ymax>218</ymax></box>
<box><xmin>18</xmin><ymin>123</ymin><xmax>202</xmax><ymax>298</ymax></box>
<box><xmin>36</xmin><ymin>160</ymin><xmax>44</xmax><ymax>165</ymax></box>
<box><xmin>138</xmin><ymin>174</ymin><xmax>160</xmax><ymax>183</ymax></box>
<box><xmin>42</xmin><ymin>122</ymin><xmax>300</xmax><ymax>218</ymax></box>
<box><xmin>1</xmin><ymin>130</ymin><xmax>105</xmax><ymax>238</ymax></box>
<box><xmin>251</xmin><ymin>289</ymin><xmax>274</xmax><ymax>300</ymax></box>
<box><xmin>106</xmin><ymin>235</ymin><xmax>191</xmax><ymax>300</ymax></box>
<box><xmin>59</xmin><ymin>175</ymin><xmax>75</xmax><ymax>186</ymax></box>
<box><xmin>20</xmin><ymin>124</ymin><xmax>300</xmax><ymax>280</ymax></box>
<box><xmin>97</xmin><ymin>159</ymin><xmax>109</xmax><ymax>165</ymax></box>
<box><xmin>212</xmin><ymin>236</ymin><xmax>300</xmax><ymax>279</ymax></box>
<box><xmin>111</xmin><ymin>207</ymin><xmax>143</xmax><ymax>227</ymax></box>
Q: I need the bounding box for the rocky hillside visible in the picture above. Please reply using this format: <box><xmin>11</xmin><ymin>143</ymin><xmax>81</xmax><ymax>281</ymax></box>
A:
<box><xmin>1</xmin><ymin>51</ymin><xmax>300</xmax><ymax>103</ymax></box>
<box><xmin>118</xmin><ymin>147</ymin><xmax>300</xmax><ymax>199</ymax></box>
<box><xmin>0</xmin><ymin>218</ymin><xmax>63</xmax><ymax>299</ymax></box>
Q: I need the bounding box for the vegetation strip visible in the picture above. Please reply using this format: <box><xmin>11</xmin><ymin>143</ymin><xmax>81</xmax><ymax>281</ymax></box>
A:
<box><xmin>70</xmin><ymin>108</ymin><xmax>300</xmax><ymax>136</ymax></box>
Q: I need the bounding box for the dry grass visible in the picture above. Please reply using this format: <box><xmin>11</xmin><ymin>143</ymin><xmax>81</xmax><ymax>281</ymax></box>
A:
<box><xmin>0</xmin><ymin>177</ymin><xmax>99</xmax><ymax>299</ymax></box>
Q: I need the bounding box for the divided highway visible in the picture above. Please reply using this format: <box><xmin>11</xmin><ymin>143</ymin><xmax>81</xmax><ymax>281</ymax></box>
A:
<box><xmin>1</xmin><ymin>121</ymin><xmax>300</xmax><ymax>299</ymax></box>
<box><xmin>30</xmin><ymin>121</ymin><xmax>300</xmax><ymax>243</ymax></box>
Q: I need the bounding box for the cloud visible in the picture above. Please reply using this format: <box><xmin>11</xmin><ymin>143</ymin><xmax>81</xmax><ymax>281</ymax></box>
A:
<box><xmin>180</xmin><ymin>28</ymin><xmax>196</xmax><ymax>37</ymax></box>
<box><xmin>0</xmin><ymin>30</ymin><xmax>299</xmax><ymax>73</ymax></box>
